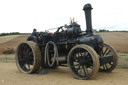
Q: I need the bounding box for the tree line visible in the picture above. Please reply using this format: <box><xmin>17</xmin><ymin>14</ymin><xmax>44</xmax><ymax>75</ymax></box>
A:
<box><xmin>0</xmin><ymin>32</ymin><xmax>20</xmax><ymax>36</ymax></box>
<box><xmin>98</xmin><ymin>29</ymin><xmax>128</xmax><ymax>32</ymax></box>
<box><xmin>0</xmin><ymin>32</ymin><xmax>31</xmax><ymax>37</ymax></box>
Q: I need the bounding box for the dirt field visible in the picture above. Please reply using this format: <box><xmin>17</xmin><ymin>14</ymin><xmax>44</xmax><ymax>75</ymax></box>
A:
<box><xmin>0</xmin><ymin>35</ymin><xmax>21</xmax><ymax>44</ymax></box>
<box><xmin>0</xmin><ymin>35</ymin><xmax>29</xmax><ymax>54</ymax></box>
<box><xmin>0</xmin><ymin>62</ymin><xmax>128</xmax><ymax>85</ymax></box>
<box><xmin>0</xmin><ymin>32</ymin><xmax>128</xmax><ymax>54</ymax></box>
<box><xmin>96</xmin><ymin>32</ymin><xmax>128</xmax><ymax>52</ymax></box>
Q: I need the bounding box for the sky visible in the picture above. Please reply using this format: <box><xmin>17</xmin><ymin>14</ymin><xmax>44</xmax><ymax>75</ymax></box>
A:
<box><xmin>0</xmin><ymin>0</ymin><xmax>128</xmax><ymax>33</ymax></box>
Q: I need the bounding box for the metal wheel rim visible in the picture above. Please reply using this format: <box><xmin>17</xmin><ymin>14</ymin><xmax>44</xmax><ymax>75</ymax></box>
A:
<box><xmin>15</xmin><ymin>41</ymin><xmax>42</xmax><ymax>73</ymax></box>
<box><xmin>99</xmin><ymin>43</ymin><xmax>118</xmax><ymax>72</ymax></box>
<box><xmin>68</xmin><ymin>45</ymin><xmax>99</xmax><ymax>79</ymax></box>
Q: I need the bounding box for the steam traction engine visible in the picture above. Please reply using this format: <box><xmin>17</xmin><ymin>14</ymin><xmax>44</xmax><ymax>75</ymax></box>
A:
<box><xmin>15</xmin><ymin>4</ymin><xmax>118</xmax><ymax>79</ymax></box>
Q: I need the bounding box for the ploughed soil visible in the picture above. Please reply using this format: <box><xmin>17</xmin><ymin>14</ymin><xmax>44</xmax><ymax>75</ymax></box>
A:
<box><xmin>96</xmin><ymin>32</ymin><xmax>128</xmax><ymax>52</ymax></box>
<box><xmin>0</xmin><ymin>35</ymin><xmax>29</xmax><ymax>54</ymax></box>
<box><xmin>0</xmin><ymin>32</ymin><xmax>128</xmax><ymax>54</ymax></box>
<box><xmin>0</xmin><ymin>62</ymin><xmax>128</xmax><ymax>85</ymax></box>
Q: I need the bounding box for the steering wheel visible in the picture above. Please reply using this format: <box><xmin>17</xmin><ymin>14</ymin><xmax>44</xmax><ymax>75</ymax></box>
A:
<box><xmin>56</xmin><ymin>26</ymin><xmax>64</xmax><ymax>33</ymax></box>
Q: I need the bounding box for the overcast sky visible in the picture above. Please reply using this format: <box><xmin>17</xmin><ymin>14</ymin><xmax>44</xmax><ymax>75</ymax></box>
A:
<box><xmin>0</xmin><ymin>0</ymin><xmax>128</xmax><ymax>33</ymax></box>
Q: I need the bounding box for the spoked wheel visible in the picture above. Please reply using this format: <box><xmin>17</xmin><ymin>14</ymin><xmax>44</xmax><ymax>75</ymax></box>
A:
<box><xmin>67</xmin><ymin>44</ymin><xmax>99</xmax><ymax>80</ymax></box>
<box><xmin>15</xmin><ymin>41</ymin><xmax>42</xmax><ymax>73</ymax></box>
<box><xmin>99</xmin><ymin>43</ymin><xmax>118</xmax><ymax>72</ymax></box>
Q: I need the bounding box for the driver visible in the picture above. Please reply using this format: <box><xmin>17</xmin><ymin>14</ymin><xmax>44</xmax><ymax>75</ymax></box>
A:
<box><xmin>27</xmin><ymin>29</ymin><xmax>37</xmax><ymax>41</ymax></box>
<box><xmin>32</xmin><ymin>29</ymin><xmax>37</xmax><ymax>37</ymax></box>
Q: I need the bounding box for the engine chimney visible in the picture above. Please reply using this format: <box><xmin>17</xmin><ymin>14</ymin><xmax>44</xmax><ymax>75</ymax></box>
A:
<box><xmin>83</xmin><ymin>3</ymin><xmax>93</xmax><ymax>35</ymax></box>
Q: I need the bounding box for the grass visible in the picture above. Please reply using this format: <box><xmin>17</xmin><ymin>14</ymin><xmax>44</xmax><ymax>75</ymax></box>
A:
<box><xmin>0</xmin><ymin>54</ymin><xmax>15</xmax><ymax>63</ymax></box>
<box><xmin>116</xmin><ymin>66</ymin><xmax>128</xmax><ymax>69</ymax></box>
<box><xmin>117</xmin><ymin>52</ymin><xmax>128</xmax><ymax>68</ymax></box>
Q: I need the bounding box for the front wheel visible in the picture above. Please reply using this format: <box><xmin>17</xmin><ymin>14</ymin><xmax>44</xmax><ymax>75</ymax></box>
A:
<box><xmin>67</xmin><ymin>44</ymin><xmax>100</xmax><ymax>80</ymax></box>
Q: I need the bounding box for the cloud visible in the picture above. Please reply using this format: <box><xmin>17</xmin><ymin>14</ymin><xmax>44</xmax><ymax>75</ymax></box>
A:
<box><xmin>0</xmin><ymin>0</ymin><xmax>128</xmax><ymax>33</ymax></box>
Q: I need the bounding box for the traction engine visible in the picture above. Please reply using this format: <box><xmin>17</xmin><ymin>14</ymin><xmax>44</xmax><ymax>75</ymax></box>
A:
<box><xmin>15</xmin><ymin>3</ymin><xmax>118</xmax><ymax>79</ymax></box>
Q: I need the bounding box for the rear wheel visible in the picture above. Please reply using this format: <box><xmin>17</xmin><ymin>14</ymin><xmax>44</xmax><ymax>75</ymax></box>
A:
<box><xmin>15</xmin><ymin>41</ymin><xmax>42</xmax><ymax>73</ymax></box>
<box><xmin>67</xmin><ymin>44</ymin><xmax>99</xmax><ymax>80</ymax></box>
<box><xmin>99</xmin><ymin>43</ymin><xmax>118</xmax><ymax>72</ymax></box>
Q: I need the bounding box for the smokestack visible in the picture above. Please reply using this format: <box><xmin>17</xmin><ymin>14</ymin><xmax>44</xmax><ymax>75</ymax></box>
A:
<box><xmin>83</xmin><ymin>3</ymin><xmax>93</xmax><ymax>35</ymax></box>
